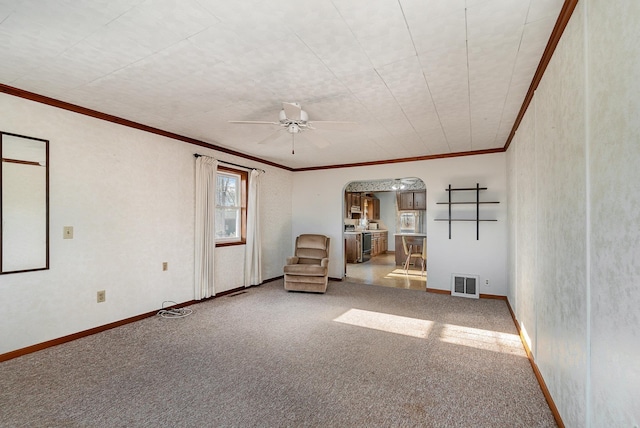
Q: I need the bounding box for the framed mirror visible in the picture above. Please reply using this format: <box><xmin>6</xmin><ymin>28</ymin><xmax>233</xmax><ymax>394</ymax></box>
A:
<box><xmin>1</xmin><ymin>131</ymin><xmax>49</xmax><ymax>274</ymax></box>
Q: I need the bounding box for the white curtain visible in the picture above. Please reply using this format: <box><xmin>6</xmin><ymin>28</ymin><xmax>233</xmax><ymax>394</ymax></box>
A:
<box><xmin>244</xmin><ymin>169</ymin><xmax>262</xmax><ymax>287</ymax></box>
<box><xmin>194</xmin><ymin>156</ymin><xmax>218</xmax><ymax>299</ymax></box>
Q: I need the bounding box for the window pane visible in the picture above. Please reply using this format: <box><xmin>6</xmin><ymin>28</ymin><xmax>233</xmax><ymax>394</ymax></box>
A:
<box><xmin>215</xmin><ymin>207</ymin><xmax>240</xmax><ymax>239</ymax></box>
<box><xmin>214</xmin><ymin>168</ymin><xmax>245</xmax><ymax>244</ymax></box>
<box><xmin>216</xmin><ymin>174</ymin><xmax>238</xmax><ymax>207</ymax></box>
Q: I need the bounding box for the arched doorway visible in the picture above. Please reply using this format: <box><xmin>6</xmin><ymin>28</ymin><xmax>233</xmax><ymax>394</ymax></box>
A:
<box><xmin>343</xmin><ymin>178</ymin><xmax>427</xmax><ymax>290</ymax></box>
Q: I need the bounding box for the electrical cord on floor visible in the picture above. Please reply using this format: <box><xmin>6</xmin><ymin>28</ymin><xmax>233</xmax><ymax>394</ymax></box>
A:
<box><xmin>157</xmin><ymin>300</ymin><xmax>193</xmax><ymax>318</ymax></box>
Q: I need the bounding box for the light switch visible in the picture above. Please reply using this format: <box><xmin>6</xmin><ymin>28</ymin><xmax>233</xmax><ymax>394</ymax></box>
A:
<box><xmin>63</xmin><ymin>226</ymin><xmax>73</xmax><ymax>239</ymax></box>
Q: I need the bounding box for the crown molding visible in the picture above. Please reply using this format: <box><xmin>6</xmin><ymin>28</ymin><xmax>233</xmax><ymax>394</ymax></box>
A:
<box><xmin>0</xmin><ymin>83</ymin><xmax>293</xmax><ymax>171</ymax></box>
<box><xmin>292</xmin><ymin>148</ymin><xmax>505</xmax><ymax>172</ymax></box>
<box><xmin>503</xmin><ymin>0</ymin><xmax>580</xmax><ymax>151</ymax></box>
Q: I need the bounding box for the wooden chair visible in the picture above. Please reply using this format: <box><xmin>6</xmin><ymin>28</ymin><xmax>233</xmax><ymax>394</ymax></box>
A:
<box><xmin>402</xmin><ymin>236</ymin><xmax>422</xmax><ymax>272</ymax></box>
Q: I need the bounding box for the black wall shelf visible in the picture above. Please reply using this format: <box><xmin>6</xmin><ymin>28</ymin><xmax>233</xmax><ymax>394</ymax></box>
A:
<box><xmin>434</xmin><ymin>183</ymin><xmax>499</xmax><ymax>240</ymax></box>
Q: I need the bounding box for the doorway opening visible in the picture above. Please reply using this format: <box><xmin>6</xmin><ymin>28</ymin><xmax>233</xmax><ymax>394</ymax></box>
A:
<box><xmin>343</xmin><ymin>178</ymin><xmax>427</xmax><ymax>290</ymax></box>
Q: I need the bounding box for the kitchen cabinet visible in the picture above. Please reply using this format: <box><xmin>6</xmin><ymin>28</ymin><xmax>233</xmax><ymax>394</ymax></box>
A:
<box><xmin>370</xmin><ymin>231</ymin><xmax>388</xmax><ymax>257</ymax></box>
<box><xmin>347</xmin><ymin>231</ymin><xmax>387</xmax><ymax>261</ymax></box>
<box><xmin>362</xmin><ymin>196</ymin><xmax>379</xmax><ymax>219</ymax></box>
<box><xmin>398</xmin><ymin>192</ymin><xmax>413</xmax><ymax>210</ymax></box>
<box><xmin>346</xmin><ymin>192</ymin><xmax>362</xmax><ymax>217</ymax></box>
<box><xmin>372</xmin><ymin>198</ymin><xmax>380</xmax><ymax>219</ymax></box>
<box><xmin>372</xmin><ymin>233</ymin><xmax>379</xmax><ymax>256</ymax></box>
<box><xmin>363</xmin><ymin>196</ymin><xmax>372</xmax><ymax>218</ymax></box>
<box><xmin>413</xmin><ymin>192</ymin><xmax>426</xmax><ymax>209</ymax></box>
<box><xmin>344</xmin><ymin>193</ymin><xmax>349</xmax><ymax>217</ymax></box>
<box><xmin>347</xmin><ymin>192</ymin><xmax>380</xmax><ymax>219</ymax></box>
<box><xmin>345</xmin><ymin>233</ymin><xmax>362</xmax><ymax>263</ymax></box>
<box><xmin>397</xmin><ymin>191</ymin><xmax>426</xmax><ymax>210</ymax></box>
<box><xmin>351</xmin><ymin>193</ymin><xmax>361</xmax><ymax>210</ymax></box>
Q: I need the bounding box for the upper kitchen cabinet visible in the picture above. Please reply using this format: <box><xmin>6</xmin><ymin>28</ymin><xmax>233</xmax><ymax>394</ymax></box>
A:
<box><xmin>372</xmin><ymin>198</ymin><xmax>380</xmax><ymax>219</ymax></box>
<box><xmin>397</xmin><ymin>191</ymin><xmax>426</xmax><ymax>210</ymax></box>
<box><xmin>346</xmin><ymin>192</ymin><xmax>362</xmax><ymax>217</ymax></box>
<box><xmin>362</xmin><ymin>194</ymin><xmax>380</xmax><ymax>220</ymax></box>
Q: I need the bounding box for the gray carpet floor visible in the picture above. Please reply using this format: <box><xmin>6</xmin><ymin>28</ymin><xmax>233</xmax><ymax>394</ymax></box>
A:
<box><xmin>0</xmin><ymin>280</ymin><xmax>556</xmax><ymax>427</ymax></box>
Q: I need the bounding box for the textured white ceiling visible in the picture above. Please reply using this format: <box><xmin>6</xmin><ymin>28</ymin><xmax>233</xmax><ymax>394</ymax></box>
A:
<box><xmin>0</xmin><ymin>0</ymin><xmax>564</xmax><ymax>169</ymax></box>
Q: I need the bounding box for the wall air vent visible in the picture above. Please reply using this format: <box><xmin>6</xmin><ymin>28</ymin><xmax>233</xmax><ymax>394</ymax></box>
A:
<box><xmin>451</xmin><ymin>274</ymin><xmax>479</xmax><ymax>299</ymax></box>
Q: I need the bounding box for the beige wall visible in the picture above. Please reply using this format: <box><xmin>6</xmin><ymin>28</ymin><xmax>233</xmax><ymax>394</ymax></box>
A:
<box><xmin>507</xmin><ymin>1</ymin><xmax>640</xmax><ymax>426</ymax></box>
<box><xmin>291</xmin><ymin>153</ymin><xmax>508</xmax><ymax>295</ymax></box>
<box><xmin>0</xmin><ymin>93</ymin><xmax>293</xmax><ymax>355</ymax></box>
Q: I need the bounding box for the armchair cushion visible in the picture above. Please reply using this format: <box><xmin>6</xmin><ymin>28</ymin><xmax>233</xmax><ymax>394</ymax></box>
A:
<box><xmin>283</xmin><ymin>263</ymin><xmax>327</xmax><ymax>276</ymax></box>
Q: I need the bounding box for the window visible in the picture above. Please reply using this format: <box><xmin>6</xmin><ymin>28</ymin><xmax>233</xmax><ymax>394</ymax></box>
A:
<box><xmin>215</xmin><ymin>166</ymin><xmax>247</xmax><ymax>246</ymax></box>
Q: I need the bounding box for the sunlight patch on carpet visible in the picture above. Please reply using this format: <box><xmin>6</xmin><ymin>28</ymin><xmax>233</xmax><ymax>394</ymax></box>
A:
<box><xmin>333</xmin><ymin>308</ymin><xmax>434</xmax><ymax>338</ymax></box>
<box><xmin>439</xmin><ymin>324</ymin><xmax>525</xmax><ymax>355</ymax></box>
<box><xmin>385</xmin><ymin>268</ymin><xmax>426</xmax><ymax>282</ymax></box>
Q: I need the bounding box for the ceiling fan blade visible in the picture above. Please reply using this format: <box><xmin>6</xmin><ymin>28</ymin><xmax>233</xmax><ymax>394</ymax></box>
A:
<box><xmin>307</xmin><ymin>120</ymin><xmax>358</xmax><ymax>131</ymax></box>
<box><xmin>229</xmin><ymin>120</ymin><xmax>280</xmax><ymax>125</ymax></box>
<box><xmin>257</xmin><ymin>129</ymin><xmax>284</xmax><ymax>145</ymax></box>
<box><xmin>282</xmin><ymin>102</ymin><xmax>301</xmax><ymax>121</ymax></box>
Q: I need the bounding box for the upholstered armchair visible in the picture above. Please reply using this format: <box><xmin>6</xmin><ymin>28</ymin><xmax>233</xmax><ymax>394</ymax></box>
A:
<box><xmin>283</xmin><ymin>234</ymin><xmax>330</xmax><ymax>293</ymax></box>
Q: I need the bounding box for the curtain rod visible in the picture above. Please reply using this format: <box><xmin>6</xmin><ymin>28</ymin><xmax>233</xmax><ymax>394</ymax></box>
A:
<box><xmin>193</xmin><ymin>154</ymin><xmax>265</xmax><ymax>173</ymax></box>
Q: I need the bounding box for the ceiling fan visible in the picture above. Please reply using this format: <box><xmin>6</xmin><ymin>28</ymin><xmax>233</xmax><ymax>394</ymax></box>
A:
<box><xmin>229</xmin><ymin>102</ymin><xmax>357</xmax><ymax>154</ymax></box>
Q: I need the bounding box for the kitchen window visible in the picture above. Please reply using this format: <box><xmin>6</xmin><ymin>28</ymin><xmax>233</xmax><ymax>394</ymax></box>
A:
<box><xmin>215</xmin><ymin>166</ymin><xmax>247</xmax><ymax>246</ymax></box>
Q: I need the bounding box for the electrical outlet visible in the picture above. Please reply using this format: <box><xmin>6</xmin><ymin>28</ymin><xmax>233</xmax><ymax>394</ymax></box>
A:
<box><xmin>162</xmin><ymin>262</ymin><xmax>168</xmax><ymax>271</ymax></box>
<box><xmin>97</xmin><ymin>290</ymin><xmax>106</xmax><ymax>303</ymax></box>
<box><xmin>485</xmin><ymin>279</ymin><xmax>489</xmax><ymax>286</ymax></box>
<box><xmin>63</xmin><ymin>226</ymin><xmax>73</xmax><ymax>239</ymax></box>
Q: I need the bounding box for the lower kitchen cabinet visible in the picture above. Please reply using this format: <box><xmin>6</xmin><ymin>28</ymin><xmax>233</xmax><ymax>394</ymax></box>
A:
<box><xmin>370</xmin><ymin>231</ymin><xmax>388</xmax><ymax>257</ymax></box>
<box><xmin>346</xmin><ymin>231</ymin><xmax>387</xmax><ymax>262</ymax></box>
<box><xmin>345</xmin><ymin>233</ymin><xmax>362</xmax><ymax>263</ymax></box>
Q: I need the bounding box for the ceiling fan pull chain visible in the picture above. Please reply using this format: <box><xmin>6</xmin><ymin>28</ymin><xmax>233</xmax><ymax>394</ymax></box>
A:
<box><xmin>291</xmin><ymin>133</ymin><xmax>295</xmax><ymax>154</ymax></box>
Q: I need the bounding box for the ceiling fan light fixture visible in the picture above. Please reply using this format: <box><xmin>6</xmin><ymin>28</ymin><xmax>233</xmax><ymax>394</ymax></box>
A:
<box><xmin>391</xmin><ymin>179</ymin><xmax>405</xmax><ymax>190</ymax></box>
<box><xmin>287</xmin><ymin>124</ymin><xmax>301</xmax><ymax>134</ymax></box>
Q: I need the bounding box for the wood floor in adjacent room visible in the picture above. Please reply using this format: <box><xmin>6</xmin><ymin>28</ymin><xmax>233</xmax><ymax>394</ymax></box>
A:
<box><xmin>345</xmin><ymin>252</ymin><xmax>427</xmax><ymax>291</ymax></box>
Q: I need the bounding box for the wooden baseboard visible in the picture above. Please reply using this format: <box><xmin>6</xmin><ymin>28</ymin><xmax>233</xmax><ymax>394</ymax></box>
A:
<box><xmin>0</xmin><ymin>280</ymin><xmax>277</xmax><ymax>363</ymax></box>
<box><xmin>0</xmin><ymin>306</ymin><xmax>179</xmax><ymax>363</ymax></box>
<box><xmin>260</xmin><ymin>275</ymin><xmax>283</xmax><ymax>284</ymax></box>
<box><xmin>479</xmin><ymin>293</ymin><xmax>507</xmax><ymax>300</ymax></box>
<box><xmin>427</xmin><ymin>288</ymin><xmax>508</xmax><ymax>301</ymax></box>
<box><xmin>426</xmin><ymin>287</ymin><xmax>450</xmax><ymax>294</ymax></box>
<box><xmin>505</xmin><ymin>299</ymin><xmax>565</xmax><ymax>428</ymax></box>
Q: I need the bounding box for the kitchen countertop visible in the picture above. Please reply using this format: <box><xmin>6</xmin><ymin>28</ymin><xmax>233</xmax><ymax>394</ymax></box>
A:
<box><xmin>345</xmin><ymin>229</ymin><xmax>388</xmax><ymax>234</ymax></box>
<box><xmin>393</xmin><ymin>232</ymin><xmax>427</xmax><ymax>236</ymax></box>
